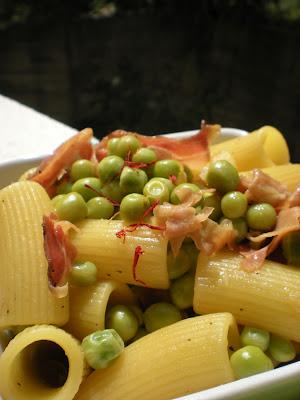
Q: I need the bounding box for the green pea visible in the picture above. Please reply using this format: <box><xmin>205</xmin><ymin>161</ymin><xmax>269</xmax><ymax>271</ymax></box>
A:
<box><xmin>70</xmin><ymin>159</ymin><xmax>95</xmax><ymax>181</ymax></box>
<box><xmin>282</xmin><ymin>232</ymin><xmax>300</xmax><ymax>266</ymax></box>
<box><xmin>221</xmin><ymin>191</ymin><xmax>248</xmax><ymax>219</ymax></box>
<box><xmin>154</xmin><ymin>177</ymin><xmax>175</xmax><ymax>193</ymax></box>
<box><xmin>87</xmin><ymin>197</ymin><xmax>114</xmax><ymax>219</ymax></box>
<box><xmin>81</xmin><ymin>329</ymin><xmax>124</xmax><ymax>369</ymax></box>
<box><xmin>98</xmin><ymin>155</ymin><xmax>124</xmax><ymax>183</ymax></box>
<box><xmin>132</xmin><ymin>147</ymin><xmax>157</xmax><ymax>164</ymax></box>
<box><xmin>107</xmin><ymin>138</ymin><xmax>121</xmax><ymax>155</ymax></box>
<box><xmin>72</xmin><ymin>177</ymin><xmax>102</xmax><ymax>201</ymax></box>
<box><xmin>206</xmin><ymin>160</ymin><xmax>240</xmax><ymax>193</ymax></box>
<box><xmin>115</xmin><ymin>135</ymin><xmax>141</xmax><ymax>158</ymax></box>
<box><xmin>120</xmin><ymin>193</ymin><xmax>150</xmax><ymax>222</ymax></box>
<box><xmin>200</xmin><ymin>192</ymin><xmax>222</xmax><ymax>221</ymax></box>
<box><xmin>101</xmin><ymin>180</ymin><xmax>125</xmax><ymax>202</ymax></box>
<box><xmin>167</xmin><ymin>246</ymin><xmax>193</xmax><ymax>280</ymax></box>
<box><xmin>143</xmin><ymin>178</ymin><xmax>170</xmax><ymax>204</ymax></box>
<box><xmin>170</xmin><ymin>183</ymin><xmax>200</xmax><ymax>205</ymax></box>
<box><xmin>106</xmin><ymin>305</ymin><xmax>139</xmax><ymax>342</ymax></box>
<box><xmin>144</xmin><ymin>302</ymin><xmax>182</xmax><ymax>333</ymax></box>
<box><xmin>51</xmin><ymin>194</ymin><xmax>65</xmax><ymax>212</ymax></box>
<box><xmin>231</xmin><ymin>217</ymin><xmax>248</xmax><ymax>242</ymax></box>
<box><xmin>230</xmin><ymin>345</ymin><xmax>274</xmax><ymax>379</ymax></box>
<box><xmin>153</xmin><ymin>159</ymin><xmax>181</xmax><ymax>179</ymax></box>
<box><xmin>246</xmin><ymin>203</ymin><xmax>277</xmax><ymax>231</ymax></box>
<box><xmin>120</xmin><ymin>166</ymin><xmax>148</xmax><ymax>194</ymax></box>
<box><xmin>55</xmin><ymin>192</ymin><xmax>87</xmax><ymax>222</ymax></box>
<box><xmin>240</xmin><ymin>327</ymin><xmax>270</xmax><ymax>351</ymax></box>
<box><xmin>170</xmin><ymin>272</ymin><xmax>194</xmax><ymax>309</ymax></box>
<box><xmin>268</xmin><ymin>334</ymin><xmax>296</xmax><ymax>362</ymax></box>
<box><xmin>70</xmin><ymin>261</ymin><xmax>98</xmax><ymax>286</ymax></box>
<box><xmin>128</xmin><ymin>305</ymin><xmax>144</xmax><ymax>327</ymax></box>
<box><xmin>57</xmin><ymin>181</ymin><xmax>73</xmax><ymax>195</ymax></box>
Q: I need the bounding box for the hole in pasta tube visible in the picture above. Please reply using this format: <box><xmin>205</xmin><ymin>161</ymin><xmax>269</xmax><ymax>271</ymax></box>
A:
<box><xmin>0</xmin><ymin>325</ymin><xmax>84</xmax><ymax>400</ymax></box>
<box><xmin>26</xmin><ymin>340</ymin><xmax>69</xmax><ymax>388</ymax></box>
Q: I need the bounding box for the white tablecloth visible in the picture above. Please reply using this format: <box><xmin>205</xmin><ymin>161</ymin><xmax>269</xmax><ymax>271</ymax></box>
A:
<box><xmin>0</xmin><ymin>94</ymin><xmax>77</xmax><ymax>162</ymax></box>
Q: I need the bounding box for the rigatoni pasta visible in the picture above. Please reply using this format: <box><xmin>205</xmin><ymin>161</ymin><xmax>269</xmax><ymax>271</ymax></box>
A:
<box><xmin>0</xmin><ymin>325</ymin><xmax>85</xmax><ymax>400</ymax></box>
<box><xmin>65</xmin><ymin>280</ymin><xmax>136</xmax><ymax>340</ymax></box>
<box><xmin>75</xmin><ymin>313</ymin><xmax>240</xmax><ymax>400</ymax></box>
<box><xmin>70</xmin><ymin>219</ymin><xmax>169</xmax><ymax>288</ymax></box>
<box><xmin>211</xmin><ymin>126</ymin><xmax>290</xmax><ymax>171</ymax></box>
<box><xmin>0</xmin><ymin>181</ymin><xmax>68</xmax><ymax>328</ymax></box>
<box><xmin>193</xmin><ymin>250</ymin><xmax>300</xmax><ymax>342</ymax></box>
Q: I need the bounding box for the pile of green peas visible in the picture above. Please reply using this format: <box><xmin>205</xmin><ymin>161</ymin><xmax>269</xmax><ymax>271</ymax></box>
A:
<box><xmin>51</xmin><ymin>134</ymin><xmax>207</xmax><ymax>224</ymax></box>
<box><xmin>230</xmin><ymin>326</ymin><xmax>296</xmax><ymax>379</ymax></box>
<box><xmin>205</xmin><ymin>159</ymin><xmax>278</xmax><ymax>241</ymax></box>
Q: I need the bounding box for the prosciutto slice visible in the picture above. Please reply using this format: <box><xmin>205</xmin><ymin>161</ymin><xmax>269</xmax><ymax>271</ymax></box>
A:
<box><xmin>30</xmin><ymin>128</ymin><xmax>93</xmax><ymax>195</ymax></box>
<box><xmin>243</xmin><ymin>169</ymin><xmax>290</xmax><ymax>207</ymax></box>
<box><xmin>241</xmin><ymin>207</ymin><xmax>300</xmax><ymax>271</ymax></box>
<box><xmin>42</xmin><ymin>213</ymin><xmax>77</xmax><ymax>298</ymax></box>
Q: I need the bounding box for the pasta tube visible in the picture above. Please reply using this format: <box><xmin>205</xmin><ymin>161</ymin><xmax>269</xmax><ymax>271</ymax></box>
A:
<box><xmin>70</xmin><ymin>219</ymin><xmax>169</xmax><ymax>288</ymax></box>
<box><xmin>0</xmin><ymin>181</ymin><xmax>68</xmax><ymax>328</ymax></box>
<box><xmin>194</xmin><ymin>250</ymin><xmax>300</xmax><ymax>342</ymax></box>
<box><xmin>211</xmin><ymin>126</ymin><xmax>290</xmax><ymax>171</ymax></box>
<box><xmin>65</xmin><ymin>280</ymin><xmax>136</xmax><ymax>340</ymax></box>
<box><xmin>242</xmin><ymin>164</ymin><xmax>300</xmax><ymax>192</ymax></box>
<box><xmin>0</xmin><ymin>325</ymin><xmax>85</xmax><ymax>400</ymax></box>
<box><xmin>75</xmin><ymin>313</ymin><xmax>240</xmax><ymax>400</ymax></box>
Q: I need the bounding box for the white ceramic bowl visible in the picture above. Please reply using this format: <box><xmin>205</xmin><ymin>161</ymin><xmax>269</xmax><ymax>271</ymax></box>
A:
<box><xmin>1</xmin><ymin>128</ymin><xmax>300</xmax><ymax>400</ymax></box>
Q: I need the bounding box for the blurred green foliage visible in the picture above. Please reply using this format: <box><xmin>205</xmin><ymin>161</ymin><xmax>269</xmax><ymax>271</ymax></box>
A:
<box><xmin>0</xmin><ymin>0</ymin><xmax>299</xmax><ymax>29</ymax></box>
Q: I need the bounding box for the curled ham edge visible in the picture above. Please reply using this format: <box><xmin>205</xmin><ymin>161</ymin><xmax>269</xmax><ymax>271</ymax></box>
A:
<box><xmin>42</xmin><ymin>214</ymin><xmax>78</xmax><ymax>298</ymax></box>
<box><xmin>240</xmin><ymin>207</ymin><xmax>300</xmax><ymax>272</ymax></box>
<box><xmin>153</xmin><ymin>187</ymin><xmax>237</xmax><ymax>256</ymax></box>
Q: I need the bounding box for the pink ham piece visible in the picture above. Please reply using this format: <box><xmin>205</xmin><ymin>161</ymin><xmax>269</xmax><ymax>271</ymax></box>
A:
<box><xmin>42</xmin><ymin>213</ymin><xmax>77</xmax><ymax>298</ymax></box>
<box><xmin>241</xmin><ymin>207</ymin><xmax>300</xmax><ymax>271</ymax></box>
<box><xmin>243</xmin><ymin>169</ymin><xmax>290</xmax><ymax>207</ymax></box>
<box><xmin>29</xmin><ymin>128</ymin><xmax>93</xmax><ymax>195</ymax></box>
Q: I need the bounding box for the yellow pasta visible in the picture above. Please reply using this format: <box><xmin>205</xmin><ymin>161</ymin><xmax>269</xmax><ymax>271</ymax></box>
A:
<box><xmin>0</xmin><ymin>325</ymin><xmax>85</xmax><ymax>400</ymax></box>
<box><xmin>251</xmin><ymin>125</ymin><xmax>290</xmax><ymax>165</ymax></box>
<box><xmin>70</xmin><ymin>219</ymin><xmax>169</xmax><ymax>288</ymax></box>
<box><xmin>75</xmin><ymin>313</ymin><xmax>240</xmax><ymax>400</ymax></box>
<box><xmin>242</xmin><ymin>163</ymin><xmax>300</xmax><ymax>192</ymax></box>
<box><xmin>194</xmin><ymin>250</ymin><xmax>300</xmax><ymax>342</ymax></box>
<box><xmin>65</xmin><ymin>280</ymin><xmax>136</xmax><ymax>340</ymax></box>
<box><xmin>211</xmin><ymin>125</ymin><xmax>290</xmax><ymax>171</ymax></box>
<box><xmin>0</xmin><ymin>181</ymin><xmax>68</xmax><ymax>328</ymax></box>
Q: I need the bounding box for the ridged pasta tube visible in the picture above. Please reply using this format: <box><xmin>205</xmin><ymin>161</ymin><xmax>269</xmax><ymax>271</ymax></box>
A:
<box><xmin>65</xmin><ymin>280</ymin><xmax>136</xmax><ymax>340</ymax></box>
<box><xmin>0</xmin><ymin>181</ymin><xmax>68</xmax><ymax>328</ymax></box>
<box><xmin>75</xmin><ymin>313</ymin><xmax>240</xmax><ymax>400</ymax></box>
<box><xmin>70</xmin><ymin>219</ymin><xmax>169</xmax><ymax>288</ymax></box>
<box><xmin>0</xmin><ymin>325</ymin><xmax>85</xmax><ymax>400</ymax></box>
<box><xmin>194</xmin><ymin>250</ymin><xmax>300</xmax><ymax>342</ymax></box>
<box><xmin>211</xmin><ymin>126</ymin><xmax>290</xmax><ymax>171</ymax></box>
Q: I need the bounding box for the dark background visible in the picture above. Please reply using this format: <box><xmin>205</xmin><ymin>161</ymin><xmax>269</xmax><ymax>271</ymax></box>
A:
<box><xmin>0</xmin><ymin>0</ymin><xmax>299</xmax><ymax>160</ymax></box>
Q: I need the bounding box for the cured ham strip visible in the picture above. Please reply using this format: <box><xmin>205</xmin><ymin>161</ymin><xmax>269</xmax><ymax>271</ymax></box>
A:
<box><xmin>196</xmin><ymin>218</ymin><xmax>237</xmax><ymax>256</ymax></box>
<box><xmin>241</xmin><ymin>207</ymin><xmax>300</xmax><ymax>271</ymax></box>
<box><xmin>95</xmin><ymin>124</ymin><xmax>220</xmax><ymax>171</ymax></box>
<box><xmin>154</xmin><ymin>202</ymin><xmax>213</xmax><ymax>255</ymax></box>
<box><xmin>288</xmin><ymin>185</ymin><xmax>300</xmax><ymax>207</ymax></box>
<box><xmin>243</xmin><ymin>169</ymin><xmax>290</xmax><ymax>207</ymax></box>
<box><xmin>42</xmin><ymin>213</ymin><xmax>77</xmax><ymax>298</ymax></box>
<box><xmin>29</xmin><ymin>128</ymin><xmax>93</xmax><ymax>194</ymax></box>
